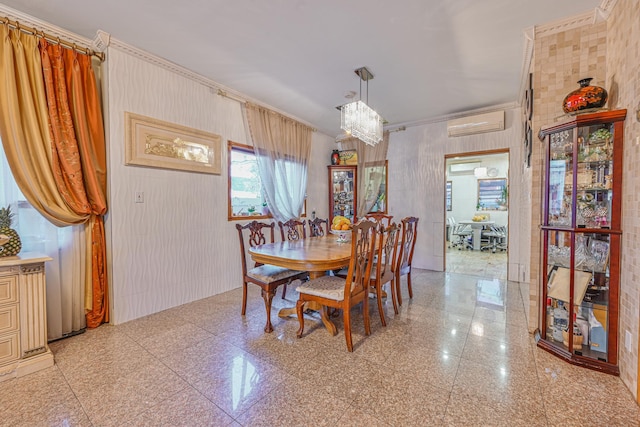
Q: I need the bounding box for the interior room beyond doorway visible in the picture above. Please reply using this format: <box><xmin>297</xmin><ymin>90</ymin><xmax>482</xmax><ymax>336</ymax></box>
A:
<box><xmin>445</xmin><ymin>151</ymin><xmax>509</xmax><ymax>279</ymax></box>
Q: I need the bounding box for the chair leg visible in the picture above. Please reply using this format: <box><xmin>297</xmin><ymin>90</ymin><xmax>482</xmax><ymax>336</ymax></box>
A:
<box><xmin>390</xmin><ymin>278</ymin><xmax>399</xmax><ymax>315</ymax></box>
<box><xmin>363</xmin><ymin>297</ymin><xmax>371</xmax><ymax>336</ymax></box>
<box><xmin>407</xmin><ymin>271</ymin><xmax>413</xmax><ymax>300</ymax></box>
<box><xmin>344</xmin><ymin>305</ymin><xmax>353</xmax><ymax>352</ymax></box>
<box><xmin>241</xmin><ymin>282</ymin><xmax>248</xmax><ymax>315</ymax></box>
<box><xmin>376</xmin><ymin>282</ymin><xmax>386</xmax><ymax>326</ymax></box>
<box><xmin>395</xmin><ymin>271</ymin><xmax>403</xmax><ymax>306</ymax></box>
<box><xmin>295</xmin><ymin>299</ymin><xmax>305</xmax><ymax>338</ymax></box>
<box><xmin>261</xmin><ymin>288</ymin><xmax>275</xmax><ymax>333</ymax></box>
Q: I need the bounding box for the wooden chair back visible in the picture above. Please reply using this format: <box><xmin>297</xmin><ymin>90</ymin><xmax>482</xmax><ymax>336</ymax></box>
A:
<box><xmin>394</xmin><ymin>216</ymin><xmax>419</xmax><ymax>305</ymax></box>
<box><xmin>375</xmin><ymin>222</ymin><xmax>400</xmax><ymax>287</ymax></box>
<box><xmin>365</xmin><ymin>213</ymin><xmax>394</xmax><ymax>228</ymax></box>
<box><xmin>308</xmin><ymin>217</ymin><xmax>329</xmax><ymax>237</ymax></box>
<box><xmin>344</xmin><ymin>220</ymin><xmax>377</xmax><ymax>304</ymax></box>
<box><xmin>371</xmin><ymin>222</ymin><xmax>401</xmax><ymax>325</ymax></box>
<box><xmin>396</xmin><ymin>217</ymin><xmax>418</xmax><ymax>274</ymax></box>
<box><xmin>235</xmin><ymin>221</ymin><xmax>276</xmax><ymax>274</ymax></box>
<box><xmin>278</xmin><ymin>219</ymin><xmax>307</xmax><ymax>241</ymax></box>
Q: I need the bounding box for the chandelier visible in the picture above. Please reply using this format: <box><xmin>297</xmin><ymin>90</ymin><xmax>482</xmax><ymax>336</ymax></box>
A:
<box><xmin>340</xmin><ymin>67</ymin><xmax>383</xmax><ymax>146</ymax></box>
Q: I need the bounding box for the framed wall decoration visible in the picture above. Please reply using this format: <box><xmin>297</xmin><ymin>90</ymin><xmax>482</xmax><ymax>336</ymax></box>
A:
<box><xmin>125</xmin><ymin>112</ymin><xmax>222</xmax><ymax>175</ymax></box>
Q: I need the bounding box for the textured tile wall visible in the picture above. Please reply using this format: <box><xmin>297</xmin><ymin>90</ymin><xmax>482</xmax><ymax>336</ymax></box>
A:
<box><xmin>606</xmin><ymin>0</ymin><xmax>640</xmax><ymax>400</ymax></box>
<box><xmin>529</xmin><ymin>19</ymin><xmax>607</xmax><ymax>335</ymax></box>
<box><xmin>531</xmin><ymin>0</ymin><xmax>640</xmax><ymax>399</ymax></box>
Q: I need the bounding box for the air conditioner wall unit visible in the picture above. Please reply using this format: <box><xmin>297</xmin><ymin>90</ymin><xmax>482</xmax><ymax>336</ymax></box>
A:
<box><xmin>447</xmin><ymin>110</ymin><xmax>505</xmax><ymax>137</ymax></box>
<box><xmin>449</xmin><ymin>161</ymin><xmax>481</xmax><ymax>173</ymax></box>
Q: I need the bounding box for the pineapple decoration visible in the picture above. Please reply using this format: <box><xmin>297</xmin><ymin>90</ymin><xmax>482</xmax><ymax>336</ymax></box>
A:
<box><xmin>0</xmin><ymin>206</ymin><xmax>21</xmax><ymax>257</ymax></box>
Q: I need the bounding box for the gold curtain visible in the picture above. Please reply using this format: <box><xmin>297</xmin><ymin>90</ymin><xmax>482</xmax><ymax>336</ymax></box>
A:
<box><xmin>39</xmin><ymin>40</ymin><xmax>109</xmax><ymax>328</ymax></box>
<box><xmin>0</xmin><ymin>26</ymin><xmax>85</xmax><ymax>225</ymax></box>
<box><xmin>0</xmin><ymin>25</ymin><xmax>109</xmax><ymax>328</ymax></box>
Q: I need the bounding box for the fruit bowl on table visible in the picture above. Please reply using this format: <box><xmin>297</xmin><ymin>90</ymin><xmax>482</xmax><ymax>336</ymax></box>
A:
<box><xmin>330</xmin><ymin>229</ymin><xmax>351</xmax><ymax>242</ymax></box>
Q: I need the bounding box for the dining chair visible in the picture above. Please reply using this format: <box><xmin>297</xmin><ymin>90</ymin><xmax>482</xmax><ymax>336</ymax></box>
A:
<box><xmin>295</xmin><ymin>220</ymin><xmax>377</xmax><ymax>352</ymax></box>
<box><xmin>277</xmin><ymin>219</ymin><xmax>309</xmax><ymax>299</ymax></box>
<box><xmin>236</xmin><ymin>220</ymin><xmax>308</xmax><ymax>333</ymax></box>
<box><xmin>394</xmin><ymin>216</ymin><xmax>419</xmax><ymax>306</ymax></box>
<box><xmin>308</xmin><ymin>217</ymin><xmax>329</xmax><ymax>237</ymax></box>
<box><xmin>335</xmin><ymin>221</ymin><xmax>401</xmax><ymax>325</ymax></box>
<box><xmin>364</xmin><ymin>213</ymin><xmax>394</xmax><ymax>228</ymax></box>
<box><xmin>278</xmin><ymin>218</ymin><xmax>307</xmax><ymax>241</ymax></box>
<box><xmin>371</xmin><ymin>222</ymin><xmax>401</xmax><ymax>326</ymax></box>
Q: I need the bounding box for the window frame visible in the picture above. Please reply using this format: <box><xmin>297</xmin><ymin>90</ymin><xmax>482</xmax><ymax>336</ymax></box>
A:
<box><xmin>228</xmin><ymin>141</ymin><xmax>271</xmax><ymax>221</ymax></box>
<box><xmin>477</xmin><ymin>178</ymin><xmax>508</xmax><ymax>211</ymax></box>
<box><xmin>227</xmin><ymin>141</ymin><xmax>306</xmax><ymax>221</ymax></box>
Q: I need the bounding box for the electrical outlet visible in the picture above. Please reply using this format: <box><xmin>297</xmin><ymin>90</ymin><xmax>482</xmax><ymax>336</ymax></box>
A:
<box><xmin>135</xmin><ymin>192</ymin><xmax>144</xmax><ymax>203</ymax></box>
<box><xmin>625</xmin><ymin>330</ymin><xmax>632</xmax><ymax>351</ymax></box>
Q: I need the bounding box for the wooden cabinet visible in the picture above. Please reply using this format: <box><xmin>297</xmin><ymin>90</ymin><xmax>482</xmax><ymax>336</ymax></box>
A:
<box><xmin>537</xmin><ymin>109</ymin><xmax>626</xmax><ymax>375</ymax></box>
<box><xmin>328</xmin><ymin>161</ymin><xmax>388</xmax><ymax>225</ymax></box>
<box><xmin>0</xmin><ymin>253</ymin><xmax>53</xmax><ymax>382</ymax></box>
<box><xmin>328</xmin><ymin>165</ymin><xmax>357</xmax><ymax>225</ymax></box>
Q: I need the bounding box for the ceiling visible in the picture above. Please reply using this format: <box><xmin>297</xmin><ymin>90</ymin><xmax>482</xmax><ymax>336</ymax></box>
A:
<box><xmin>1</xmin><ymin>0</ymin><xmax>603</xmax><ymax>137</ymax></box>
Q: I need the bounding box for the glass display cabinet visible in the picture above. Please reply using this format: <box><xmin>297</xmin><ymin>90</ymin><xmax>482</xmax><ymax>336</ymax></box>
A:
<box><xmin>537</xmin><ymin>109</ymin><xmax>626</xmax><ymax>375</ymax></box>
<box><xmin>328</xmin><ymin>165</ymin><xmax>357</xmax><ymax>224</ymax></box>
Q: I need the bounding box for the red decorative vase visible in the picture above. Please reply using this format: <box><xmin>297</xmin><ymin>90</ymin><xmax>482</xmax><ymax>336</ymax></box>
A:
<box><xmin>331</xmin><ymin>150</ymin><xmax>340</xmax><ymax>165</ymax></box>
<box><xmin>562</xmin><ymin>78</ymin><xmax>608</xmax><ymax>114</ymax></box>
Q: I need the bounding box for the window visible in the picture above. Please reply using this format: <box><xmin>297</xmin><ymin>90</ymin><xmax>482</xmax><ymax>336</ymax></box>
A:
<box><xmin>477</xmin><ymin>178</ymin><xmax>508</xmax><ymax>211</ymax></box>
<box><xmin>446</xmin><ymin>181</ymin><xmax>452</xmax><ymax>211</ymax></box>
<box><xmin>228</xmin><ymin>141</ymin><xmax>270</xmax><ymax>220</ymax></box>
<box><xmin>228</xmin><ymin>141</ymin><xmax>306</xmax><ymax>221</ymax></box>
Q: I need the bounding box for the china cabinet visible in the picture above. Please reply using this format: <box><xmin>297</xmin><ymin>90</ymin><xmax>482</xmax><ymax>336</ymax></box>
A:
<box><xmin>537</xmin><ymin>109</ymin><xmax>626</xmax><ymax>375</ymax></box>
<box><xmin>0</xmin><ymin>253</ymin><xmax>53</xmax><ymax>382</ymax></box>
<box><xmin>328</xmin><ymin>165</ymin><xmax>357</xmax><ymax>224</ymax></box>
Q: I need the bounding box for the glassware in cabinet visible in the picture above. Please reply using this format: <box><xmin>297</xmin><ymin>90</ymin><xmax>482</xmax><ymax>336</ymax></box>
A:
<box><xmin>328</xmin><ymin>165</ymin><xmax>357</xmax><ymax>225</ymax></box>
<box><xmin>538</xmin><ymin>109</ymin><xmax>625</xmax><ymax>375</ymax></box>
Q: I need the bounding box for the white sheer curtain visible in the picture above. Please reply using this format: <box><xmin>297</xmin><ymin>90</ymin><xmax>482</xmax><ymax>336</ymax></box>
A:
<box><xmin>244</xmin><ymin>103</ymin><xmax>313</xmax><ymax>222</ymax></box>
<box><xmin>0</xmin><ymin>143</ymin><xmax>86</xmax><ymax>340</ymax></box>
<box><xmin>340</xmin><ymin>131</ymin><xmax>390</xmax><ymax>217</ymax></box>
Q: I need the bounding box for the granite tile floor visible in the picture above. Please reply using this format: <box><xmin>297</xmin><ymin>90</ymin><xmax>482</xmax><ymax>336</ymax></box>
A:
<box><xmin>445</xmin><ymin>245</ymin><xmax>508</xmax><ymax>281</ymax></box>
<box><xmin>1</xmin><ymin>269</ymin><xmax>639</xmax><ymax>426</ymax></box>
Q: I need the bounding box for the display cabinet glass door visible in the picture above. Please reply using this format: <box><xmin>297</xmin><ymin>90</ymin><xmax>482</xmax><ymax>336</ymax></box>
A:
<box><xmin>545</xmin><ymin>230</ymin><xmax>613</xmax><ymax>362</ymax></box>
<box><xmin>329</xmin><ymin>166</ymin><xmax>357</xmax><ymax>224</ymax></box>
<box><xmin>538</xmin><ymin>109</ymin><xmax>625</xmax><ymax>375</ymax></box>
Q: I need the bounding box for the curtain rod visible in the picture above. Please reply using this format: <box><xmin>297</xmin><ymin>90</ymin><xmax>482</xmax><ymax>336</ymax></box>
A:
<box><xmin>0</xmin><ymin>16</ymin><xmax>105</xmax><ymax>61</ymax></box>
<box><xmin>217</xmin><ymin>89</ymin><xmax>318</xmax><ymax>132</ymax></box>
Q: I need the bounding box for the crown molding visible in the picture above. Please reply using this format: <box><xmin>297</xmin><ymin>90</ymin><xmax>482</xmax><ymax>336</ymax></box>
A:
<box><xmin>0</xmin><ymin>4</ymin><xmax>94</xmax><ymax>48</ymax></box>
<box><xmin>534</xmin><ymin>9</ymin><xmax>597</xmax><ymax>38</ymax></box>
<box><xmin>105</xmin><ymin>35</ymin><xmax>319</xmax><ymax>131</ymax></box>
<box><xmin>518</xmin><ymin>26</ymin><xmax>535</xmax><ymax>107</ymax></box>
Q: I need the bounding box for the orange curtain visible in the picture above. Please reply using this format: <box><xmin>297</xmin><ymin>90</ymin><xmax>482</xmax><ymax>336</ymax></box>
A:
<box><xmin>39</xmin><ymin>40</ymin><xmax>109</xmax><ymax>327</ymax></box>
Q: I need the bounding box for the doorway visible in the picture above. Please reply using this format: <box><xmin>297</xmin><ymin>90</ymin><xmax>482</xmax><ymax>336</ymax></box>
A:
<box><xmin>445</xmin><ymin>150</ymin><xmax>509</xmax><ymax>280</ymax></box>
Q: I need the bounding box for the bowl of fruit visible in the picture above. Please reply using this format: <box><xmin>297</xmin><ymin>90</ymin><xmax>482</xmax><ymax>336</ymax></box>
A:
<box><xmin>330</xmin><ymin>216</ymin><xmax>352</xmax><ymax>242</ymax></box>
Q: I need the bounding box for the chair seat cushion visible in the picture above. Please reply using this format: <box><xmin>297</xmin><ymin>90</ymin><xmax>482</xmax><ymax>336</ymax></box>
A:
<box><xmin>248</xmin><ymin>264</ymin><xmax>305</xmax><ymax>283</ymax></box>
<box><xmin>297</xmin><ymin>276</ymin><xmax>345</xmax><ymax>301</ymax></box>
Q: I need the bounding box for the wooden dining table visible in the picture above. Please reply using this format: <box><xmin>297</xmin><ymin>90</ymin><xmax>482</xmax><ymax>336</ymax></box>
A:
<box><xmin>248</xmin><ymin>234</ymin><xmax>352</xmax><ymax>334</ymax></box>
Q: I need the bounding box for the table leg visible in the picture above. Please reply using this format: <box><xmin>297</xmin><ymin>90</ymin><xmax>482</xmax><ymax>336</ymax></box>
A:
<box><xmin>473</xmin><ymin>228</ymin><xmax>482</xmax><ymax>250</ymax></box>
